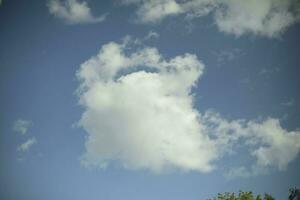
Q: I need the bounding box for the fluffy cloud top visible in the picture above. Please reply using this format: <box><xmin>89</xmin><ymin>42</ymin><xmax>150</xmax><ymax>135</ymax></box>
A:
<box><xmin>120</xmin><ymin>0</ymin><xmax>300</xmax><ymax>37</ymax></box>
<box><xmin>12</xmin><ymin>119</ymin><xmax>32</xmax><ymax>135</ymax></box>
<box><xmin>48</xmin><ymin>0</ymin><xmax>106</xmax><ymax>24</ymax></box>
<box><xmin>17</xmin><ymin>137</ymin><xmax>37</xmax><ymax>152</ymax></box>
<box><xmin>76</xmin><ymin>37</ymin><xmax>300</xmax><ymax>174</ymax></box>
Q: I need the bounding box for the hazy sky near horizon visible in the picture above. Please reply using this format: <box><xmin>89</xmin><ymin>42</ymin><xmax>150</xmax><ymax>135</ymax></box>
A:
<box><xmin>1</xmin><ymin>0</ymin><xmax>300</xmax><ymax>199</ymax></box>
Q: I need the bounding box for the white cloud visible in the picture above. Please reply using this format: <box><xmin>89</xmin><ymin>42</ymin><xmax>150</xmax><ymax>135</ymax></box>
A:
<box><xmin>12</xmin><ymin>119</ymin><xmax>32</xmax><ymax>135</ymax></box>
<box><xmin>77</xmin><ymin>37</ymin><xmax>217</xmax><ymax>173</ymax></box>
<box><xmin>76</xmin><ymin>36</ymin><xmax>300</xmax><ymax>174</ymax></box>
<box><xmin>248</xmin><ymin>118</ymin><xmax>300</xmax><ymax>170</ymax></box>
<box><xmin>202</xmin><ymin>111</ymin><xmax>300</xmax><ymax>173</ymax></box>
<box><xmin>214</xmin><ymin>0</ymin><xmax>300</xmax><ymax>37</ymax></box>
<box><xmin>48</xmin><ymin>0</ymin><xmax>107</xmax><ymax>24</ymax></box>
<box><xmin>17</xmin><ymin>137</ymin><xmax>37</xmax><ymax>152</ymax></box>
<box><xmin>120</xmin><ymin>0</ymin><xmax>300</xmax><ymax>37</ymax></box>
<box><xmin>122</xmin><ymin>0</ymin><xmax>183</xmax><ymax>23</ymax></box>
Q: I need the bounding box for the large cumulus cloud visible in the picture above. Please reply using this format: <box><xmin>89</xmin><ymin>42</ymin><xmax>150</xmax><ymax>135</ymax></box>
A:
<box><xmin>77</xmin><ymin>37</ymin><xmax>217</xmax><ymax>173</ymax></box>
<box><xmin>76</xmin><ymin>37</ymin><xmax>300</xmax><ymax>174</ymax></box>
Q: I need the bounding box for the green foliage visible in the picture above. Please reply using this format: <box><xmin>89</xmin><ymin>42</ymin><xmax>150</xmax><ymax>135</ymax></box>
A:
<box><xmin>208</xmin><ymin>191</ymin><xmax>275</xmax><ymax>200</ymax></box>
<box><xmin>255</xmin><ymin>195</ymin><xmax>262</xmax><ymax>200</ymax></box>
<box><xmin>289</xmin><ymin>188</ymin><xmax>300</xmax><ymax>200</ymax></box>
<box><xmin>264</xmin><ymin>193</ymin><xmax>275</xmax><ymax>200</ymax></box>
<box><xmin>209</xmin><ymin>188</ymin><xmax>300</xmax><ymax>200</ymax></box>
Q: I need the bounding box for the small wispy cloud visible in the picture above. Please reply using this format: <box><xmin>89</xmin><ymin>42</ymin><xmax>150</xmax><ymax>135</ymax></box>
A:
<box><xmin>224</xmin><ymin>166</ymin><xmax>251</xmax><ymax>180</ymax></box>
<box><xmin>281</xmin><ymin>98</ymin><xmax>295</xmax><ymax>107</ymax></box>
<box><xmin>211</xmin><ymin>48</ymin><xmax>244</xmax><ymax>65</ymax></box>
<box><xmin>144</xmin><ymin>31</ymin><xmax>160</xmax><ymax>40</ymax></box>
<box><xmin>17</xmin><ymin>137</ymin><xmax>37</xmax><ymax>152</ymax></box>
<box><xmin>48</xmin><ymin>0</ymin><xmax>107</xmax><ymax>24</ymax></box>
<box><xmin>12</xmin><ymin>119</ymin><xmax>32</xmax><ymax>135</ymax></box>
<box><xmin>259</xmin><ymin>67</ymin><xmax>280</xmax><ymax>76</ymax></box>
<box><xmin>224</xmin><ymin>165</ymin><xmax>268</xmax><ymax>180</ymax></box>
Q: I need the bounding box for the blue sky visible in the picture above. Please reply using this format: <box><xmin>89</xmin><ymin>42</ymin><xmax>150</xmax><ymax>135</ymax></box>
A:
<box><xmin>0</xmin><ymin>0</ymin><xmax>300</xmax><ymax>199</ymax></box>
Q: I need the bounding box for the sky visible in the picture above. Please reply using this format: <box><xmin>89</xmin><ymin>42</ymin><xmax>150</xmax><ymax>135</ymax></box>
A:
<box><xmin>0</xmin><ymin>0</ymin><xmax>300</xmax><ymax>199</ymax></box>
